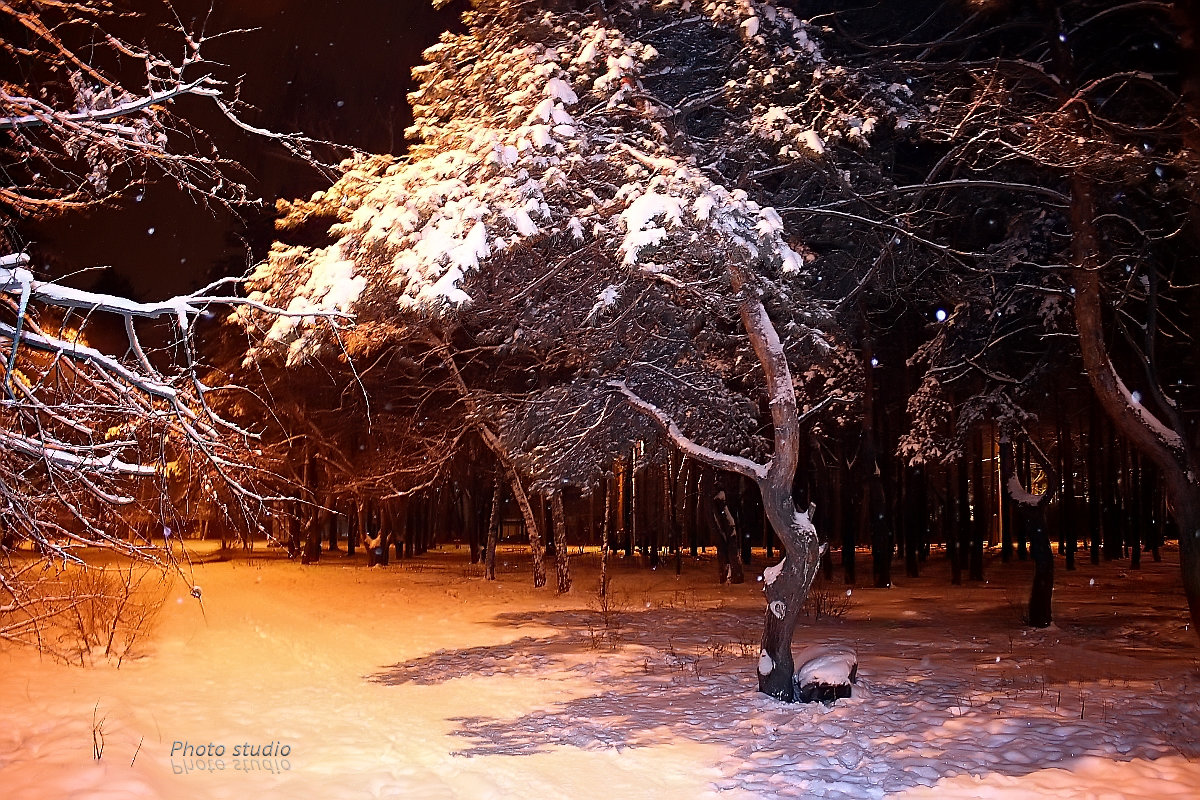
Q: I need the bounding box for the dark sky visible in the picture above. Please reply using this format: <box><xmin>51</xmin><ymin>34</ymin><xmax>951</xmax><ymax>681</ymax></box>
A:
<box><xmin>26</xmin><ymin>0</ymin><xmax>464</xmax><ymax>300</ymax></box>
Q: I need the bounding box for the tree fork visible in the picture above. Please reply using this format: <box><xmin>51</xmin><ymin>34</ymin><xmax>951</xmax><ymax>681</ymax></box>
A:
<box><xmin>613</xmin><ymin>267</ymin><xmax>828</xmax><ymax>701</ymax></box>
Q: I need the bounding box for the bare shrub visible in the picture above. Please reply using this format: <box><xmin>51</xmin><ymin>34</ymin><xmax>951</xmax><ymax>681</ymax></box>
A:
<box><xmin>802</xmin><ymin>583</ymin><xmax>852</xmax><ymax>621</ymax></box>
<box><xmin>1</xmin><ymin>562</ymin><xmax>171</xmax><ymax>666</ymax></box>
<box><xmin>586</xmin><ymin>584</ymin><xmax>629</xmax><ymax>651</ymax></box>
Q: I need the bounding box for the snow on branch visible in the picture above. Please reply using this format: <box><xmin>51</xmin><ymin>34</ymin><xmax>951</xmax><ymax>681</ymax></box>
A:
<box><xmin>608</xmin><ymin>380</ymin><xmax>768</xmax><ymax>481</ymax></box>
<box><xmin>0</xmin><ymin>77</ymin><xmax>219</xmax><ymax>131</ymax></box>
<box><xmin>0</xmin><ymin>428</ymin><xmax>156</xmax><ymax>477</ymax></box>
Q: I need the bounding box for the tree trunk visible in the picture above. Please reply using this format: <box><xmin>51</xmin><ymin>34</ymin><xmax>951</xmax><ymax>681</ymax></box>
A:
<box><xmin>485</xmin><ymin>476</ymin><xmax>500</xmax><ymax>581</ymax></box>
<box><xmin>327</xmin><ymin>504</ymin><xmax>340</xmax><ymax>552</ymax></box>
<box><xmin>870</xmin><ymin>473</ymin><xmax>891</xmax><ymax>588</ymax></box>
<box><xmin>377</xmin><ymin>502</ymin><xmax>391</xmax><ymax>566</ymax></box>
<box><xmin>627</xmin><ymin>449</ymin><xmax>637</xmax><ymax>561</ymax></box>
<box><xmin>508</xmin><ymin>470</ymin><xmax>546</xmax><ymax>588</ymax></box>
<box><xmin>1130</xmin><ymin>451</ymin><xmax>1143</xmax><ymax>570</ymax></box>
<box><xmin>1000</xmin><ymin>440</ymin><xmax>1054</xmax><ymax>627</ymax></box>
<box><xmin>950</xmin><ymin>463</ymin><xmax>965</xmax><ymax>585</ymax></box>
<box><xmin>970</xmin><ymin>427</ymin><xmax>986</xmax><ymax>582</ymax></box>
<box><xmin>601</xmin><ymin>474</ymin><xmax>612</xmax><ymax>597</ymax></box>
<box><xmin>759</xmin><ymin>543</ymin><xmax>811</xmax><ymax>701</ymax></box>
<box><xmin>708</xmin><ymin>478</ymin><xmax>744</xmax><ymax>584</ymax></box>
<box><xmin>1000</xmin><ymin>456</ymin><xmax>1014</xmax><ymax>564</ymax></box>
<box><xmin>842</xmin><ymin>451</ymin><xmax>857</xmax><ymax>586</ymax></box>
<box><xmin>667</xmin><ymin>459</ymin><xmax>682</xmax><ymax>575</ymax></box>
<box><xmin>1057</xmin><ymin>403</ymin><xmax>1077</xmax><ymax>570</ymax></box>
<box><xmin>467</xmin><ymin>484</ymin><xmax>482</xmax><ymax>565</ymax></box>
<box><xmin>1087</xmin><ymin>403</ymin><xmax>1102</xmax><ymax>564</ymax></box>
<box><xmin>302</xmin><ymin>506</ymin><xmax>325</xmax><ymax>565</ymax></box>
<box><xmin>614</xmin><ymin>263</ymin><xmax>825</xmax><ymax>701</ymax></box>
<box><xmin>1069</xmin><ymin>173</ymin><xmax>1200</xmax><ymax>633</ymax></box>
<box><xmin>1027</xmin><ymin>505</ymin><xmax>1054</xmax><ymax>628</ymax></box>
<box><xmin>1102</xmin><ymin>424</ymin><xmax>1122</xmax><ymax>560</ymax></box>
<box><xmin>287</xmin><ymin>502</ymin><xmax>302</xmax><ymax>559</ymax></box>
<box><xmin>550</xmin><ymin>491</ymin><xmax>572</xmax><ymax>594</ymax></box>
<box><xmin>904</xmin><ymin>465</ymin><xmax>924</xmax><ymax>578</ymax></box>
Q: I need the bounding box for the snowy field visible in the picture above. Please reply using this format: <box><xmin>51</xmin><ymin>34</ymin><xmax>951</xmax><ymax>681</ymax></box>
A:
<box><xmin>2</xmin><ymin>543</ymin><xmax>1199</xmax><ymax>800</ymax></box>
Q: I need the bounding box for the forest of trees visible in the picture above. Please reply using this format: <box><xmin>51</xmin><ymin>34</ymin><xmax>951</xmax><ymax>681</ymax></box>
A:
<box><xmin>3</xmin><ymin>0</ymin><xmax>1199</xmax><ymax>701</ymax></box>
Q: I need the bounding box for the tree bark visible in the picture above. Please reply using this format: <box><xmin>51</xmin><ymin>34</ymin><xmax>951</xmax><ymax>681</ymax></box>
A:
<box><xmin>510</xmin><ymin>470</ymin><xmax>546</xmax><ymax>587</ymax></box>
<box><xmin>601</xmin><ymin>474</ymin><xmax>612</xmax><ymax>597</ymax></box>
<box><xmin>614</xmin><ymin>270</ymin><xmax>825</xmax><ymax>701</ymax></box>
<box><xmin>904</xmin><ymin>465</ymin><xmax>925</xmax><ymax>578</ymax></box>
<box><xmin>1000</xmin><ymin>439</ymin><xmax>1054</xmax><ymax>627</ymax></box>
<box><xmin>485</xmin><ymin>476</ymin><xmax>500</xmax><ymax>580</ymax></box>
<box><xmin>550</xmin><ymin>491</ymin><xmax>572</xmax><ymax>594</ymax></box>
<box><xmin>1057</xmin><ymin>403</ymin><xmax>1077</xmax><ymax>570</ymax></box>
<box><xmin>706</xmin><ymin>474</ymin><xmax>745</xmax><ymax>585</ymax></box>
<box><xmin>969</xmin><ymin>427</ymin><xmax>986</xmax><ymax>582</ymax></box>
<box><xmin>1068</xmin><ymin>173</ymin><xmax>1200</xmax><ymax>633</ymax></box>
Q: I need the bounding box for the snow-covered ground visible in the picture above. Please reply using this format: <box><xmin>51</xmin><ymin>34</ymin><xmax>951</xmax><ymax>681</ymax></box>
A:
<box><xmin>2</xmin><ymin>543</ymin><xmax>1198</xmax><ymax>799</ymax></box>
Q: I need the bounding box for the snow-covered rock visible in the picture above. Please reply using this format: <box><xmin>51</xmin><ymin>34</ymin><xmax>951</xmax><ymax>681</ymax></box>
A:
<box><xmin>794</xmin><ymin>645</ymin><xmax>857</xmax><ymax>705</ymax></box>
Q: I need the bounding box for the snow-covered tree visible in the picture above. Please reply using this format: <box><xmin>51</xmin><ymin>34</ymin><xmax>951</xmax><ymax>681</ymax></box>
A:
<box><xmin>0</xmin><ymin>0</ymin><xmax>340</xmax><ymax>649</ymax></box>
<box><xmin>237</xmin><ymin>0</ymin><xmax>901</xmax><ymax>700</ymax></box>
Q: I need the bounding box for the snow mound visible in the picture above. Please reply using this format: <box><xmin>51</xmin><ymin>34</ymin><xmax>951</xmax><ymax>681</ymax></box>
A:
<box><xmin>795</xmin><ymin>645</ymin><xmax>858</xmax><ymax>705</ymax></box>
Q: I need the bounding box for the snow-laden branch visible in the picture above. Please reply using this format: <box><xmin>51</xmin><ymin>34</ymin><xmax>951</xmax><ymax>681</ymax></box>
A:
<box><xmin>0</xmin><ymin>262</ymin><xmax>353</xmax><ymax>323</ymax></box>
<box><xmin>608</xmin><ymin>380</ymin><xmax>768</xmax><ymax>481</ymax></box>
<box><xmin>0</xmin><ymin>77</ymin><xmax>220</xmax><ymax>131</ymax></box>
<box><xmin>1</xmin><ymin>264</ymin><xmax>200</xmax><ymax>319</ymax></box>
<box><xmin>0</xmin><ymin>320</ymin><xmax>180</xmax><ymax>401</ymax></box>
<box><xmin>0</xmin><ymin>428</ymin><xmax>156</xmax><ymax>476</ymax></box>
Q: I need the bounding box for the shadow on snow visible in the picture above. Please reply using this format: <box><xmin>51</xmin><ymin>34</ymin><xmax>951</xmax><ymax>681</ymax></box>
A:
<box><xmin>367</xmin><ymin>605</ymin><xmax>1199</xmax><ymax>798</ymax></box>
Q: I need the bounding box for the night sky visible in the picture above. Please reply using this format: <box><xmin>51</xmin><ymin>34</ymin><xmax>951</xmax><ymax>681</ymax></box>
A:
<box><xmin>24</xmin><ymin>0</ymin><xmax>464</xmax><ymax>300</ymax></box>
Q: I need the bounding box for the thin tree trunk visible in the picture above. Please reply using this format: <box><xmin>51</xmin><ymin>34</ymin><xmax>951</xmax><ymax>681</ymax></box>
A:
<box><xmin>1130</xmin><ymin>451</ymin><xmax>1143</xmax><ymax>570</ymax></box>
<box><xmin>540</xmin><ymin>493</ymin><xmax>554</xmax><ymax>558</ymax></box>
<box><xmin>1058</xmin><ymin>403</ymin><xmax>1077</xmax><ymax>570</ymax></box>
<box><xmin>842</xmin><ymin>449</ymin><xmax>857</xmax><ymax>586</ymax></box>
<box><xmin>601</xmin><ymin>473</ymin><xmax>612</xmax><ymax>597</ymax></box>
<box><xmin>904</xmin><ymin>465</ymin><xmax>924</xmax><ymax>578</ymax></box>
<box><xmin>377</xmin><ymin>502</ymin><xmax>391</xmax><ymax>566</ymax></box>
<box><xmin>467</xmin><ymin>484</ymin><xmax>482</xmax><ymax>565</ymax></box>
<box><xmin>509</xmin><ymin>470</ymin><xmax>546</xmax><ymax>587</ymax></box>
<box><xmin>1001</xmin><ymin>440</ymin><xmax>1054</xmax><ymax>627</ymax></box>
<box><xmin>327</xmin><ymin>503</ymin><xmax>340</xmax><ymax>552</ymax></box>
<box><xmin>970</xmin><ymin>427</ymin><xmax>986</xmax><ymax>582</ymax></box>
<box><xmin>485</xmin><ymin>476</ymin><xmax>500</xmax><ymax>581</ymax></box>
<box><xmin>951</xmin><ymin>462</ymin><xmax>965</xmax><ymax>585</ymax></box>
<box><xmin>628</xmin><ymin>447</ymin><xmax>638</xmax><ymax>561</ymax></box>
<box><xmin>550</xmin><ymin>491</ymin><xmax>572</xmax><ymax>593</ymax></box>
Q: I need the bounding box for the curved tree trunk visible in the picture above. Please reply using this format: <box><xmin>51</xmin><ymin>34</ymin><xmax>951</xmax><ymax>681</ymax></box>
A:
<box><xmin>758</xmin><ymin>503</ymin><xmax>822</xmax><ymax>700</ymax></box>
<box><xmin>1069</xmin><ymin>174</ymin><xmax>1200</xmax><ymax>634</ymax></box>
<box><xmin>433</xmin><ymin>339</ymin><xmax>546</xmax><ymax>587</ymax></box>
<box><xmin>614</xmin><ymin>264</ymin><xmax>830</xmax><ymax>701</ymax></box>
<box><xmin>508</xmin><ymin>469</ymin><xmax>546</xmax><ymax>588</ymax></box>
